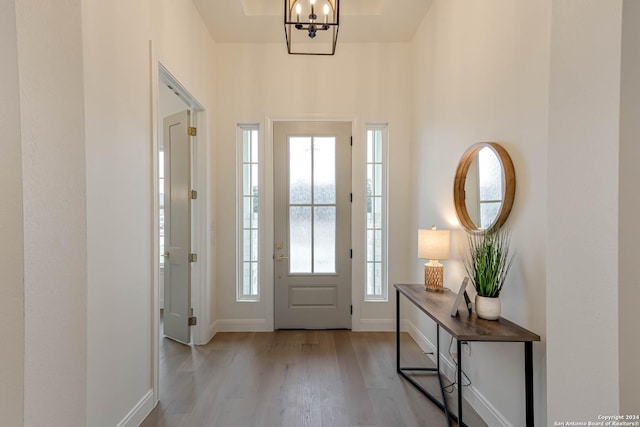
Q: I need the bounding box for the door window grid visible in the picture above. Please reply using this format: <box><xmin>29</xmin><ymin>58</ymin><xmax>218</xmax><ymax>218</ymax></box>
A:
<box><xmin>288</xmin><ymin>136</ymin><xmax>337</xmax><ymax>274</ymax></box>
<box><xmin>365</xmin><ymin>126</ymin><xmax>388</xmax><ymax>301</ymax></box>
<box><xmin>238</xmin><ymin>125</ymin><xmax>259</xmax><ymax>301</ymax></box>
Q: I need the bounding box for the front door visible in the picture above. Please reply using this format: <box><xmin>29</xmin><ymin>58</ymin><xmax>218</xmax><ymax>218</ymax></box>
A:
<box><xmin>163</xmin><ymin>110</ymin><xmax>192</xmax><ymax>343</ymax></box>
<box><xmin>274</xmin><ymin>121</ymin><xmax>352</xmax><ymax>329</ymax></box>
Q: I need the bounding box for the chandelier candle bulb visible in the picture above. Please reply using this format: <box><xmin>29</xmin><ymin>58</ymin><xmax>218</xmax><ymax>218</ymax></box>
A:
<box><xmin>296</xmin><ymin>3</ymin><xmax>301</xmax><ymax>22</ymax></box>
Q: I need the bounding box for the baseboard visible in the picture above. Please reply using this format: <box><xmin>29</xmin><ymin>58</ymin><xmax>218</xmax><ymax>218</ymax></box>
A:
<box><xmin>357</xmin><ymin>318</ymin><xmax>396</xmax><ymax>331</ymax></box>
<box><xmin>210</xmin><ymin>318</ymin><xmax>271</xmax><ymax>332</ymax></box>
<box><xmin>116</xmin><ymin>389</ymin><xmax>154</xmax><ymax>427</ymax></box>
<box><xmin>206</xmin><ymin>320</ymin><xmax>218</xmax><ymax>342</ymax></box>
<box><xmin>402</xmin><ymin>319</ymin><xmax>512</xmax><ymax>427</ymax></box>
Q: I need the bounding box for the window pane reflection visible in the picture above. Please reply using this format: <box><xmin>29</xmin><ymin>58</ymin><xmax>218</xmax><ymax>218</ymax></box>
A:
<box><xmin>289</xmin><ymin>206</ymin><xmax>312</xmax><ymax>273</ymax></box>
<box><xmin>289</xmin><ymin>137</ymin><xmax>312</xmax><ymax>204</ymax></box>
<box><xmin>479</xmin><ymin>147</ymin><xmax>502</xmax><ymax>201</ymax></box>
<box><xmin>313</xmin><ymin>137</ymin><xmax>336</xmax><ymax>204</ymax></box>
<box><xmin>314</xmin><ymin>207</ymin><xmax>336</xmax><ymax>273</ymax></box>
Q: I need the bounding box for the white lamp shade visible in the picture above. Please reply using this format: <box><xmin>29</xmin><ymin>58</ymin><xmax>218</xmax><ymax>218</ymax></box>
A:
<box><xmin>418</xmin><ymin>229</ymin><xmax>450</xmax><ymax>260</ymax></box>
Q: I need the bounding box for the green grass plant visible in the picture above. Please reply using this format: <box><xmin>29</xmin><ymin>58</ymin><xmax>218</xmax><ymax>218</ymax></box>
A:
<box><xmin>463</xmin><ymin>227</ymin><xmax>515</xmax><ymax>298</ymax></box>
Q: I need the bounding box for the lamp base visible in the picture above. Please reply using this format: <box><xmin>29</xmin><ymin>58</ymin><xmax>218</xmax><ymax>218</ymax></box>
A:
<box><xmin>424</xmin><ymin>261</ymin><xmax>444</xmax><ymax>292</ymax></box>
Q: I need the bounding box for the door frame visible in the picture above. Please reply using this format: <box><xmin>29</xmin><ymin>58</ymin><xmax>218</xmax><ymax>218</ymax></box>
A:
<box><xmin>150</xmin><ymin>56</ymin><xmax>211</xmax><ymax>405</ymax></box>
<box><xmin>265</xmin><ymin>115</ymin><xmax>364</xmax><ymax>331</ymax></box>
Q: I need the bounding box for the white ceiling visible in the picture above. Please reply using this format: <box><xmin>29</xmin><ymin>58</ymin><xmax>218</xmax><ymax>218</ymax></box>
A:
<box><xmin>192</xmin><ymin>0</ymin><xmax>433</xmax><ymax>43</ymax></box>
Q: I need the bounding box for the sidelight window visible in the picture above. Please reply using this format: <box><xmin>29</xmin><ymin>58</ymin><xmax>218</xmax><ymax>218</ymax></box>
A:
<box><xmin>237</xmin><ymin>124</ymin><xmax>260</xmax><ymax>301</ymax></box>
<box><xmin>365</xmin><ymin>125</ymin><xmax>388</xmax><ymax>301</ymax></box>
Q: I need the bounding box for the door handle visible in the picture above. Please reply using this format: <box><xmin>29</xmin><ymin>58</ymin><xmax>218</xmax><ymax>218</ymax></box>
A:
<box><xmin>162</xmin><ymin>252</ymin><xmax>170</xmax><ymax>258</ymax></box>
<box><xmin>274</xmin><ymin>254</ymin><xmax>289</xmax><ymax>261</ymax></box>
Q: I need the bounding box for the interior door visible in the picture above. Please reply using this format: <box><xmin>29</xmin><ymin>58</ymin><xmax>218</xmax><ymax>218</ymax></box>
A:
<box><xmin>163</xmin><ymin>110</ymin><xmax>192</xmax><ymax>343</ymax></box>
<box><xmin>274</xmin><ymin>121</ymin><xmax>352</xmax><ymax>329</ymax></box>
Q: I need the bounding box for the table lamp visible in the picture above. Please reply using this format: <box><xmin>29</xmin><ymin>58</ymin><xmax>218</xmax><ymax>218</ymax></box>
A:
<box><xmin>418</xmin><ymin>226</ymin><xmax>450</xmax><ymax>292</ymax></box>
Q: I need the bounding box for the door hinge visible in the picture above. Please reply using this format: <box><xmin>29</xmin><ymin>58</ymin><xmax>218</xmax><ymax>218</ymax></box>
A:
<box><xmin>350</xmin><ymin>249</ymin><xmax>353</xmax><ymax>259</ymax></box>
<box><xmin>189</xmin><ymin>253</ymin><xmax>198</xmax><ymax>263</ymax></box>
<box><xmin>190</xmin><ymin>189</ymin><xmax>198</xmax><ymax>200</ymax></box>
<box><xmin>350</xmin><ymin>136</ymin><xmax>353</xmax><ymax>146</ymax></box>
<box><xmin>188</xmin><ymin>126</ymin><xmax>197</xmax><ymax>136</ymax></box>
<box><xmin>350</xmin><ymin>193</ymin><xmax>353</xmax><ymax>203</ymax></box>
<box><xmin>189</xmin><ymin>308</ymin><xmax>197</xmax><ymax>326</ymax></box>
<box><xmin>350</xmin><ymin>305</ymin><xmax>353</xmax><ymax>315</ymax></box>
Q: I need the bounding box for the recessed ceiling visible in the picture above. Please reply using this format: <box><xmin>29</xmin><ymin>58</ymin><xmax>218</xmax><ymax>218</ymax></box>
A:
<box><xmin>192</xmin><ymin>0</ymin><xmax>433</xmax><ymax>43</ymax></box>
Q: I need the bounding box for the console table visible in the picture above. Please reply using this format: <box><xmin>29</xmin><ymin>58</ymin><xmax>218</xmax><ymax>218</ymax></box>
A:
<box><xmin>395</xmin><ymin>284</ymin><xmax>540</xmax><ymax>427</ymax></box>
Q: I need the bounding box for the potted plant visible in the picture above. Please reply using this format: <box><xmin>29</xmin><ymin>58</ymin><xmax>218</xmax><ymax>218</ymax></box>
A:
<box><xmin>462</xmin><ymin>227</ymin><xmax>515</xmax><ymax>320</ymax></box>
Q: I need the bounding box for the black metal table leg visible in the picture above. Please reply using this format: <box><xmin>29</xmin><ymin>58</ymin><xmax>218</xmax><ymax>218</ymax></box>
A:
<box><xmin>396</xmin><ymin>289</ymin><xmax>400</xmax><ymax>374</ymax></box>
<box><xmin>436</xmin><ymin>325</ymin><xmax>451</xmax><ymax>426</ymax></box>
<box><xmin>525</xmin><ymin>341</ymin><xmax>534</xmax><ymax>427</ymax></box>
<box><xmin>457</xmin><ymin>339</ymin><xmax>463</xmax><ymax>427</ymax></box>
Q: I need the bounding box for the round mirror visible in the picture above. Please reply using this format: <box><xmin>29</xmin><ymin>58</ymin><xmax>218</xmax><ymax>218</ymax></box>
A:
<box><xmin>453</xmin><ymin>142</ymin><xmax>515</xmax><ymax>233</ymax></box>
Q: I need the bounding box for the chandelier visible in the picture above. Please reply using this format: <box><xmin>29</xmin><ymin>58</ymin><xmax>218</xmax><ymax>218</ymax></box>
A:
<box><xmin>284</xmin><ymin>0</ymin><xmax>339</xmax><ymax>55</ymax></box>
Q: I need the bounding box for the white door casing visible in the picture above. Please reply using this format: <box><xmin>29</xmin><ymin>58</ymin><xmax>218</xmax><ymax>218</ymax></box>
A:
<box><xmin>274</xmin><ymin>121</ymin><xmax>352</xmax><ymax>329</ymax></box>
<box><xmin>163</xmin><ymin>110</ymin><xmax>192</xmax><ymax>343</ymax></box>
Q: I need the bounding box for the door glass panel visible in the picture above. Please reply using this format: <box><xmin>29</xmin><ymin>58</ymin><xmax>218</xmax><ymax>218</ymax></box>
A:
<box><xmin>313</xmin><ymin>137</ymin><xmax>336</xmax><ymax>204</ymax></box>
<box><xmin>288</xmin><ymin>135</ymin><xmax>338</xmax><ymax>275</ymax></box>
<box><xmin>289</xmin><ymin>137</ymin><xmax>312</xmax><ymax>204</ymax></box>
<box><xmin>313</xmin><ymin>206</ymin><xmax>336</xmax><ymax>273</ymax></box>
<box><xmin>289</xmin><ymin>206</ymin><xmax>312</xmax><ymax>273</ymax></box>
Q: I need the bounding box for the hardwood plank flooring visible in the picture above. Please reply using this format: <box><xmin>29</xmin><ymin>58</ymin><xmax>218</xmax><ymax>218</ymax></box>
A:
<box><xmin>141</xmin><ymin>331</ymin><xmax>487</xmax><ymax>427</ymax></box>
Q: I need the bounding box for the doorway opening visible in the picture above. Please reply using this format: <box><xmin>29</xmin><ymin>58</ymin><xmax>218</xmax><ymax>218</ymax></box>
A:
<box><xmin>158</xmin><ymin>81</ymin><xmax>192</xmax><ymax>341</ymax></box>
<box><xmin>152</xmin><ymin>63</ymin><xmax>210</xmax><ymax>406</ymax></box>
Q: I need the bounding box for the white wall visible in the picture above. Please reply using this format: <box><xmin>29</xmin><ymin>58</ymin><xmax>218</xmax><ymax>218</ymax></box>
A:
<box><xmin>82</xmin><ymin>1</ymin><xmax>153</xmax><ymax>424</ymax></box>
<box><xmin>547</xmin><ymin>0</ymin><xmax>623</xmax><ymax>422</ymax></box>
<box><xmin>213</xmin><ymin>43</ymin><xmax>414</xmax><ymax>331</ymax></box>
<box><xmin>15</xmin><ymin>0</ymin><xmax>89</xmax><ymax>425</ymax></box>
<box><xmin>618</xmin><ymin>0</ymin><xmax>640</xmax><ymax>415</ymax></box>
<box><xmin>0</xmin><ymin>0</ymin><xmax>24</xmax><ymax>424</ymax></box>
<box><xmin>410</xmin><ymin>1</ymin><xmax>550</xmax><ymax>425</ymax></box>
<box><xmin>81</xmin><ymin>0</ymin><xmax>215</xmax><ymax>425</ymax></box>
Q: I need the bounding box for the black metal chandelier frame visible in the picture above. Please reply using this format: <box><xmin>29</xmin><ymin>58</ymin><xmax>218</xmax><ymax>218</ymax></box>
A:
<box><xmin>284</xmin><ymin>0</ymin><xmax>340</xmax><ymax>56</ymax></box>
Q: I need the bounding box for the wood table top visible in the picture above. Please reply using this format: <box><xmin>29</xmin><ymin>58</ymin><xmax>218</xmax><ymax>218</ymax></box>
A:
<box><xmin>395</xmin><ymin>284</ymin><xmax>541</xmax><ymax>342</ymax></box>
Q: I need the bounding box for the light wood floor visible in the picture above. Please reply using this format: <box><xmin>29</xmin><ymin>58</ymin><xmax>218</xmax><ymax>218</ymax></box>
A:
<box><xmin>141</xmin><ymin>331</ymin><xmax>486</xmax><ymax>427</ymax></box>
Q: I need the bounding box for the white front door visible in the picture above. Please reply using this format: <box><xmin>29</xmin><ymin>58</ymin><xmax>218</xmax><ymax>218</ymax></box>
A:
<box><xmin>274</xmin><ymin>121</ymin><xmax>352</xmax><ymax>329</ymax></box>
<box><xmin>163</xmin><ymin>110</ymin><xmax>192</xmax><ymax>343</ymax></box>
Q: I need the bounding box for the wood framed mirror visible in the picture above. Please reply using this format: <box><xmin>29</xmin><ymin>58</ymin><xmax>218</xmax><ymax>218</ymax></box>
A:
<box><xmin>453</xmin><ymin>142</ymin><xmax>515</xmax><ymax>234</ymax></box>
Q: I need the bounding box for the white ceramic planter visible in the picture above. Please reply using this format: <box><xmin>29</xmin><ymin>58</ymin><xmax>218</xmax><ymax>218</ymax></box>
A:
<box><xmin>475</xmin><ymin>295</ymin><xmax>501</xmax><ymax>320</ymax></box>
